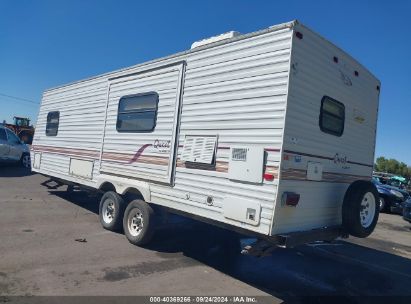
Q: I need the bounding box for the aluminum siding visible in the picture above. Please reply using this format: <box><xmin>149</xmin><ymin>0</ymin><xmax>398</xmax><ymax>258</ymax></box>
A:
<box><xmin>149</xmin><ymin>28</ymin><xmax>293</xmax><ymax>235</ymax></box>
<box><xmin>32</xmin><ymin>26</ymin><xmax>293</xmax><ymax>235</ymax></box>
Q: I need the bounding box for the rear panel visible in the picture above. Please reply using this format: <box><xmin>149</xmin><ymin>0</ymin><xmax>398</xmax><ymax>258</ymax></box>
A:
<box><xmin>272</xmin><ymin>24</ymin><xmax>380</xmax><ymax>234</ymax></box>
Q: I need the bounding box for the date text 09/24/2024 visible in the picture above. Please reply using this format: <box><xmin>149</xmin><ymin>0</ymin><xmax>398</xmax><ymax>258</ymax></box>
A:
<box><xmin>149</xmin><ymin>296</ymin><xmax>257</xmax><ymax>303</ymax></box>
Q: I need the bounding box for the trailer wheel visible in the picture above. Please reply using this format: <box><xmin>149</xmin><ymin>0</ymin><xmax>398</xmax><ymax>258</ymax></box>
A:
<box><xmin>123</xmin><ymin>199</ymin><xmax>155</xmax><ymax>246</ymax></box>
<box><xmin>99</xmin><ymin>191</ymin><xmax>125</xmax><ymax>231</ymax></box>
<box><xmin>342</xmin><ymin>181</ymin><xmax>379</xmax><ymax>238</ymax></box>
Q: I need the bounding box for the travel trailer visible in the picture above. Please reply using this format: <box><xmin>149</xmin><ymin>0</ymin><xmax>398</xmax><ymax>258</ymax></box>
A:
<box><xmin>31</xmin><ymin>20</ymin><xmax>381</xmax><ymax>250</ymax></box>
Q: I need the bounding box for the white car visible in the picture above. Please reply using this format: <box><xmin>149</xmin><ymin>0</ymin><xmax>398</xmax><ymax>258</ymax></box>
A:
<box><xmin>0</xmin><ymin>125</ymin><xmax>31</xmax><ymax>168</ymax></box>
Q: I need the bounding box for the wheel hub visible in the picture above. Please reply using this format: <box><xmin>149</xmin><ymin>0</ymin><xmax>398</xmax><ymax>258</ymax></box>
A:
<box><xmin>128</xmin><ymin>210</ymin><xmax>144</xmax><ymax>237</ymax></box>
<box><xmin>22</xmin><ymin>155</ymin><xmax>30</xmax><ymax>168</ymax></box>
<box><xmin>102</xmin><ymin>200</ymin><xmax>115</xmax><ymax>224</ymax></box>
<box><xmin>360</xmin><ymin>192</ymin><xmax>376</xmax><ymax>228</ymax></box>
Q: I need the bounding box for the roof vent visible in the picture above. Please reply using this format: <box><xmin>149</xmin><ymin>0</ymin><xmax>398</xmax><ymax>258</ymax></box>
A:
<box><xmin>191</xmin><ymin>31</ymin><xmax>241</xmax><ymax>49</ymax></box>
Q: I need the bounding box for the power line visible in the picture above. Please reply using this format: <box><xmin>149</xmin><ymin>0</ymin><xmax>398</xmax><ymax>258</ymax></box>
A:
<box><xmin>0</xmin><ymin>92</ymin><xmax>39</xmax><ymax>105</ymax></box>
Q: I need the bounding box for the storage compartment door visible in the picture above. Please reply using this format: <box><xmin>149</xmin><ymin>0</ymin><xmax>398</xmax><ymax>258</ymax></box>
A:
<box><xmin>100</xmin><ymin>62</ymin><xmax>185</xmax><ymax>185</ymax></box>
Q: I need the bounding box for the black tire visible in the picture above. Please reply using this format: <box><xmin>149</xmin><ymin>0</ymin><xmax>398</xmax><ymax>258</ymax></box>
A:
<box><xmin>99</xmin><ymin>191</ymin><xmax>125</xmax><ymax>231</ymax></box>
<box><xmin>342</xmin><ymin>180</ymin><xmax>380</xmax><ymax>238</ymax></box>
<box><xmin>379</xmin><ymin>196</ymin><xmax>386</xmax><ymax>212</ymax></box>
<box><xmin>123</xmin><ymin>199</ymin><xmax>155</xmax><ymax>246</ymax></box>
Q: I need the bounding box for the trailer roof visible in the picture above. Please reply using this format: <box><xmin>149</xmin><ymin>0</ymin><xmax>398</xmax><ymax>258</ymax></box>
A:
<box><xmin>44</xmin><ymin>20</ymin><xmax>379</xmax><ymax>93</ymax></box>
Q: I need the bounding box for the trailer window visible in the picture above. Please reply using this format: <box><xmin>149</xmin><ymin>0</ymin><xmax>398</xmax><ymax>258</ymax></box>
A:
<box><xmin>46</xmin><ymin>111</ymin><xmax>60</xmax><ymax>136</ymax></box>
<box><xmin>319</xmin><ymin>96</ymin><xmax>345</xmax><ymax>137</ymax></box>
<box><xmin>117</xmin><ymin>92</ymin><xmax>158</xmax><ymax>132</ymax></box>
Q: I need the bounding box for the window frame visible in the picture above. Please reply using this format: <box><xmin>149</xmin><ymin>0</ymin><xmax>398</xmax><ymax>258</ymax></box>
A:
<box><xmin>116</xmin><ymin>92</ymin><xmax>159</xmax><ymax>133</ymax></box>
<box><xmin>319</xmin><ymin>96</ymin><xmax>345</xmax><ymax>137</ymax></box>
<box><xmin>46</xmin><ymin>111</ymin><xmax>60</xmax><ymax>137</ymax></box>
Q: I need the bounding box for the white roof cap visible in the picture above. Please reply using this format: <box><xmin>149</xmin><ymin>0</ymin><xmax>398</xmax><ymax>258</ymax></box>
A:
<box><xmin>191</xmin><ymin>31</ymin><xmax>241</xmax><ymax>49</ymax></box>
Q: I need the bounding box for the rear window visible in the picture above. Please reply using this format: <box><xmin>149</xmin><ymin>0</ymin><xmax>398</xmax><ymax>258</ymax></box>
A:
<box><xmin>5</xmin><ymin>128</ymin><xmax>20</xmax><ymax>144</ymax></box>
<box><xmin>319</xmin><ymin>96</ymin><xmax>345</xmax><ymax>137</ymax></box>
<box><xmin>46</xmin><ymin>111</ymin><xmax>60</xmax><ymax>136</ymax></box>
<box><xmin>116</xmin><ymin>92</ymin><xmax>158</xmax><ymax>132</ymax></box>
<box><xmin>0</xmin><ymin>128</ymin><xmax>7</xmax><ymax>141</ymax></box>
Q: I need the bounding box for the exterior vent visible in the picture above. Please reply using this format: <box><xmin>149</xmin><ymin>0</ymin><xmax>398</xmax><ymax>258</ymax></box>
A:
<box><xmin>232</xmin><ymin>148</ymin><xmax>247</xmax><ymax>161</ymax></box>
<box><xmin>181</xmin><ymin>135</ymin><xmax>217</xmax><ymax>164</ymax></box>
<box><xmin>228</xmin><ymin>146</ymin><xmax>264</xmax><ymax>183</ymax></box>
<box><xmin>191</xmin><ymin>31</ymin><xmax>241</xmax><ymax>49</ymax></box>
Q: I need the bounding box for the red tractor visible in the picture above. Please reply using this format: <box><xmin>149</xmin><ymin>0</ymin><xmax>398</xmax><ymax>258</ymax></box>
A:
<box><xmin>3</xmin><ymin>117</ymin><xmax>35</xmax><ymax>144</ymax></box>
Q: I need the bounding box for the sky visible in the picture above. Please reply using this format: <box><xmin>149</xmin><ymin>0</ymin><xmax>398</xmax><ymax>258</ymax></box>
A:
<box><xmin>1</xmin><ymin>0</ymin><xmax>410</xmax><ymax>163</ymax></box>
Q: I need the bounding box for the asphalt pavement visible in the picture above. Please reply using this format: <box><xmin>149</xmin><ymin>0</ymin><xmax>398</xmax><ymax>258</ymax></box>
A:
<box><xmin>1</xmin><ymin>165</ymin><xmax>411</xmax><ymax>303</ymax></box>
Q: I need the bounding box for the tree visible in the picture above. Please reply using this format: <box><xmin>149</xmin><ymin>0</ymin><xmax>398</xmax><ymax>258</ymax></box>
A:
<box><xmin>375</xmin><ymin>157</ymin><xmax>411</xmax><ymax>179</ymax></box>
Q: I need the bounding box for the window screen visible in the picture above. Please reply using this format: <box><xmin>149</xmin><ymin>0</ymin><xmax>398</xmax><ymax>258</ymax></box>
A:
<box><xmin>116</xmin><ymin>92</ymin><xmax>158</xmax><ymax>132</ymax></box>
<box><xmin>46</xmin><ymin>111</ymin><xmax>60</xmax><ymax>136</ymax></box>
<box><xmin>319</xmin><ymin>96</ymin><xmax>345</xmax><ymax>137</ymax></box>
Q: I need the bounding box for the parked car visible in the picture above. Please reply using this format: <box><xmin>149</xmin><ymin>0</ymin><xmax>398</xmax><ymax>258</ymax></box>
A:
<box><xmin>0</xmin><ymin>125</ymin><xmax>31</xmax><ymax>168</ymax></box>
<box><xmin>372</xmin><ymin>177</ymin><xmax>409</xmax><ymax>213</ymax></box>
<box><xmin>403</xmin><ymin>199</ymin><xmax>411</xmax><ymax>223</ymax></box>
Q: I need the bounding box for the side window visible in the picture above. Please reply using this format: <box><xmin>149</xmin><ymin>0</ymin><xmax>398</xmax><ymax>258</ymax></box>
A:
<box><xmin>0</xmin><ymin>129</ymin><xmax>7</xmax><ymax>141</ymax></box>
<box><xmin>5</xmin><ymin>128</ymin><xmax>21</xmax><ymax>144</ymax></box>
<box><xmin>46</xmin><ymin>111</ymin><xmax>60</xmax><ymax>136</ymax></box>
<box><xmin>319</xmin><ymin>96</ymin><xmax>345</xmax><ymax>137</ymax></box>
<box><xmin>116</xmin><ymin>92</ymin><xmax>158</xmax><ymax>132</ymax></box>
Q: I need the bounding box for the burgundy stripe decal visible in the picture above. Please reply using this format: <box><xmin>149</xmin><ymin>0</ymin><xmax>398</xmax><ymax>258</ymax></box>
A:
<box><xmin>282</xmin><ymin>168</ymin><xmax>371</xmax><ymax>180</ymax></box>
<box><xmin>346</xmin><ymin>160</ymin><xmax>374</xmax><ymax>167</ymax></box>
<box><xmin>127</xmin><ymin>144</ymin><xmax>152</xmax><ymax>164</ymax></box>
<box><xmin>284</xmin><ymin>150</ymin><xmax>373</xmax><ymax>168</ymax></box>
<box><xmin>178</xmin><ymin>145</ymin><xmax>280</xmax><ymax>152</ymax></box>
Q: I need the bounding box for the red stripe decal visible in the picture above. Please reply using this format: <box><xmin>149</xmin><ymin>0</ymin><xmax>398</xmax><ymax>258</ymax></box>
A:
<box><xmin>128</xmin><ymin>144</ymin><xmax>152</xmax><ymax>164</ymax></box>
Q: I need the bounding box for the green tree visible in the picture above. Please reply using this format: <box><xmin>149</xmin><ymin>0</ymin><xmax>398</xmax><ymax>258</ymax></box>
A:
<box><xmin>375</xmin><ymin>157</ymin><xmax>411</xmax><ymax>179</ymax></box>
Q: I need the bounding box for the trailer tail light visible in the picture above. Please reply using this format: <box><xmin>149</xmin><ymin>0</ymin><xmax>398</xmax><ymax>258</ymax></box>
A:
<box><xmin>263</xmin><ymin>173</ymin><xmax>274</xmax><ymax>181</ymax></box>
<box><xmin>282</xmin><ymin>192</ymin><xmax>300</xmax><ymax>207</ymax></box>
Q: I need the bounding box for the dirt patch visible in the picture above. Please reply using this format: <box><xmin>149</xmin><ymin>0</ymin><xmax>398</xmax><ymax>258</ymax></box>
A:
<box><xmin>102</xmin><ymin>258</ymin><xmax>199</xmax><ymax>282</ymax></box>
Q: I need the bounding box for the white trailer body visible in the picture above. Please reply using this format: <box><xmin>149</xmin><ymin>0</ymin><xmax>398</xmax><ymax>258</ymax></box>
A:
<box><xmin>31</xmin><ymin>21</ymin><xmax>380</xmax><ymax>242</ymax></box>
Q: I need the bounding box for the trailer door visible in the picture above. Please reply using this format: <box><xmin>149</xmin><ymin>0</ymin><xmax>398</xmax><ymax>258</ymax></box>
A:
<box><xmin>100</xmin><ymin>62</ymin><xmax>185</xmax><ymax>185</ymax></box>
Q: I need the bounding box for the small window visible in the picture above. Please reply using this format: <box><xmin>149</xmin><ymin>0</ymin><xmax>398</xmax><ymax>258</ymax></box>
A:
<box><xmin>0</xmin><ymin>128</ymin><xmax>7</xmax><ymax>141</ymax></box>
<box><xmin>46</xmin><ymin>111</ymin><xmax>60</xmax><ymax>136</ymax></box>
<box><xmin>319</xmin><ymin>96</ymin><xmax>345</xmax><ymax>137</ymax></box>
<box><xmin>116</xmin><ymin>92</ymin><xmax>158</xmax><ymax>132</ymax></box>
